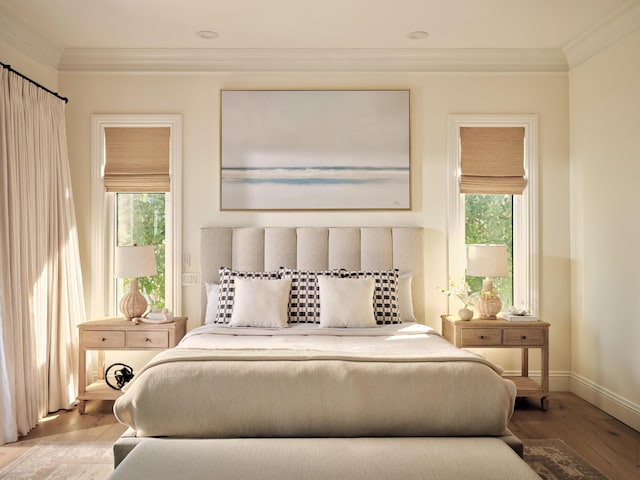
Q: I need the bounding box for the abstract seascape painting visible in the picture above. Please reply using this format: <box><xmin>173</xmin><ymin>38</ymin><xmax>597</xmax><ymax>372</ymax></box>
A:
<box><xmin>220</xmin><ymin>90</ymin><xmax>410</xmax><ymax>210</ymax></box>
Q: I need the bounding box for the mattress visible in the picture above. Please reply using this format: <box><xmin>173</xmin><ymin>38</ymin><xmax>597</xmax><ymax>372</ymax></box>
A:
<box><xmin>113</xmin><ymin>323</ymin><xmax>516</xmax><ymax>438</ymax></box>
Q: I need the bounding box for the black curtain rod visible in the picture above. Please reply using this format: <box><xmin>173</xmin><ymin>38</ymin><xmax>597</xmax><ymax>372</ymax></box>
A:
<box><xmin>1</xmin><ymin>61</ymin><xmax>68</xmax><ymax>104</ymax></box>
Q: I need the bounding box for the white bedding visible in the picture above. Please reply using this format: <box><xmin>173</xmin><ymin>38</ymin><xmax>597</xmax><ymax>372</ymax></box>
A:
<box><xmin>175</xmin><ymin>322</ymin><xmax>503</xmax><ymax>373</ymax></box>
<box><xmin>114</xmin><ymin>322</ymin><xmax>516</xmax><ymax>438</ymax></box>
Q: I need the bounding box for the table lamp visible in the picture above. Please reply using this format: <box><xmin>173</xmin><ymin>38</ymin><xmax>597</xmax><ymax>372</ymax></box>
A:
<box><xmin>115</xmin><ymin>245</ymin><xmax>157</xmax><ymax>321</ymax></box>
<box><xmin>466</xmin><ymin>244</ymin><xmax>508</xmax><ymax>319</ymax></box>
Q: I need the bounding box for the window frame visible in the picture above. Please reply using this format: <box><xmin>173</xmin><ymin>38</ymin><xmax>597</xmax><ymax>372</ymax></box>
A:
<box><xmin>447</xmin><ymin>114</ymin><xmax>539</xmax><ymax>315</ymax></box>
<box><xmin>91</xmin><ymin>114</ymin><xmax>182</xmax><ymax>318</ymax></box>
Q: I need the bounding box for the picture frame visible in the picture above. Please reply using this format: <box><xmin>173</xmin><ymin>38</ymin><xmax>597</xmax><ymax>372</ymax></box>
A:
<box><xmin>220</xmin><ymin>89</ymin><xmax>410</xmax><ymax>210</ymax></box>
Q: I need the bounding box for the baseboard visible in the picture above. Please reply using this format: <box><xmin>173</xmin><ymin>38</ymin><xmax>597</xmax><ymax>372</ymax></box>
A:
<box><xmin>570</xmin><ymin>372</ymin><xmax>640</xmax><ymax>432</ymax></box>
<box><xmin>503</xmin><ymin>370</ymin><xmax>639</xmax><ymax>431</ymax></box>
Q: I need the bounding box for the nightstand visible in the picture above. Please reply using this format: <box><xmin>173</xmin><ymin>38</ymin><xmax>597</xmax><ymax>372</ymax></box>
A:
<box><xmin>77</xmin><ymin>317</ymin><xmax>187</xmax><ymax>413</ymax></box>
<box><xmin>441</xmin><ymin>315</ymin><xmax>550</xmax><ymax>410</ymax></box>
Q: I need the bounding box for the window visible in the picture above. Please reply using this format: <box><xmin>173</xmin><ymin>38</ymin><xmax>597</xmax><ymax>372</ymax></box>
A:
<box><xmin>115</xmin><ymin>193</ymin><xmax>166</xmax><ymax>310</ymax></box>
<box><xmin>91</xmin><ymin>115</ymin><xmax>182</xmax><ymax>318</ymax></box>
<box><xmin>447</xmin><ymin>115</ymin><xmax>538</xmax><ymax>315</ymax></box>
<box><xmin>465</xmin><ymin>193</ymin><xmax>514</xmax><ymax>308</ymax></box>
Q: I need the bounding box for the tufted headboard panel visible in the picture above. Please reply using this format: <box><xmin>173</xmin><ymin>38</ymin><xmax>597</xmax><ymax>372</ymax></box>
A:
<box><xmin>200</xmin><ymin>227</ymin><xmax>424</xmax><ymax>322</ymax></box>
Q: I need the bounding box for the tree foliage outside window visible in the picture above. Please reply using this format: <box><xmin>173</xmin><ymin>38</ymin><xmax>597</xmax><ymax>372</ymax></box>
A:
<box><xmin>465</xmin><ymin>194</ymin><xmax>514</xmax><ymax>308</ymax></box>
<box><xmin>116</xmin><ymin>193</ymin><xmax>166</xmax><ymax>310</ymax></box>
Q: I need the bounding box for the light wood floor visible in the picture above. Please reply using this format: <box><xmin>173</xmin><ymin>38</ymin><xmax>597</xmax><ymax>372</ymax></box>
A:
<box><xmin>0</xmin><ymin>400</ymin><xmax>127</xmax><ymax>472</ymax></box>
<box><xmin>509</xmin><ymin>393</ymin><xmax>640</xmax><ymax>480</ymax></box>
<box><xmin>0</xmin><ymin>392</ymin><xmax>638</xmax><ymax>479</ymax></box>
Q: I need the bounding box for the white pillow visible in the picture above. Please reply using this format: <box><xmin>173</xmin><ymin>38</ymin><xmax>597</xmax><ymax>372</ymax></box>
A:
<box><xmin>229</xmin><ymin>277</ymin><xmax>292</xmax><ymax>328</ymax></box>
<box><xmin>339</xmin><ymin>269</ymin><xmax>400</xmax><ymax>324</ymax></box>
<box><xmin>318</xmin><ymin>277</ymin><xmax>377</xmax><ymax>328</ymax></box>
<box><xmin>204</xmin><ymin>282</ymin><xmax>220</xmax><ymax>325</ymax></box>
<box><xmin>216</xmin><ymin>267</ymin><xmax>280</xmax><ymax>324</ymax></box>
<box><xmin>398</xmin><ymin>273</ymin><xmax>416</xmax><ymax>322</ymax></box>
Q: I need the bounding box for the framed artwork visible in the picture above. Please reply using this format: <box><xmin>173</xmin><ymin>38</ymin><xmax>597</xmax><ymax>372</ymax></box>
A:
<box><xmin>220</xmin><ymin>90</ymin><xmax>410</xmax><ymax>210</ymax></box>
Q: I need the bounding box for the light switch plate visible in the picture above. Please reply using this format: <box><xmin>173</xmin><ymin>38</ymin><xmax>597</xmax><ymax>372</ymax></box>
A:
<box><xmin>182</xmin><ymin>273</ymin><xmax>199</xmax><ymax>286</ymax></box>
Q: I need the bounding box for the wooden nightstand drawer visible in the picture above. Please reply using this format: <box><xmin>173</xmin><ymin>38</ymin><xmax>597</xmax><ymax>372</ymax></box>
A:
<box><xmin>460</xmin><ymin>328</ymin><xmax>502</xmax><ymax>346</ymax></box>
<box><xmin>126</xmin><ymin>330</ymin><xmax>169</xmax><ymax>348</ymax></box>
<box><xmin>83</xmin><ymin>331</ymin><xmax>125</xmax><ymax>348</ymax></box>
<box><xmin>504</xmin><ymin>328</ymin><xmax>544</xmax><ymax>346</ymax></box>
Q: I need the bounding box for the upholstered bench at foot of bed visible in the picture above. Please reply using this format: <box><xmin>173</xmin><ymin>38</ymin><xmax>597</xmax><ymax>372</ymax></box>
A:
<box><xmin>112</xmin><ymin>427</ymin><xmax>525</xmax><ymax>468</ymax></box>
<box><xmin>109</xmin><ymin>437</ymin><xmax>539</xmax><ymax>480</ymax></box>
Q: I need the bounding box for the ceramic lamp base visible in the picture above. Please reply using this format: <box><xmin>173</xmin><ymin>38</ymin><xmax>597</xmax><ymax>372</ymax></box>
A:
<box><xmin>476</xmin><ymin>292</ymin><xmax>502</xmax><ymax>319</ymax></box>
<box><xmin>119</xmin><ymin>278</ymin><xmax>148</xmax><ymax>321</ymax></box>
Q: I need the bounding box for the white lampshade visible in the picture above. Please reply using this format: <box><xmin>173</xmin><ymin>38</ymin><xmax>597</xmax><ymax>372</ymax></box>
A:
<box><xmin>115</xmin><ymin>245</ymin><xmax>157</xmax><ymax>320</ymax></box>
<box><xmin>466</xmin><ymin>244</ymin><xmax>508</xmax><ymax>320</ymax></box>
<box><xmin>115</xmin><ymin>245</ymin><xmax>157</xmax><ymax>279</ymax></box>
<box><xmin>466</xmin><ymin>244</ymin><xmax>508</xmax><ymax>278</ymax></box>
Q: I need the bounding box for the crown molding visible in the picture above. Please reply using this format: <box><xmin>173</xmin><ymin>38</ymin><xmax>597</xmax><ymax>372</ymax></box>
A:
<box><xmin>58</xmin><ymin>47</ymin><xmax>568</xmax><ymax>73</ymax></box>
<box><xmin>8</xmin><ymin>0</ymin><xmax>638</xmax><ymax>75</ymax></box>
<box><xmin>563</xmin><ymin>0</ymin><xmax>640</xmax><ymax>69</ymax></box>
<box><xmin>0</xmin><ymin>3</ymin><xmax>61</xmax><ymax>69</ymax></box>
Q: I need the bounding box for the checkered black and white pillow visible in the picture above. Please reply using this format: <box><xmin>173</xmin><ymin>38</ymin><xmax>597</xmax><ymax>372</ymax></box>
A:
<box><xmin>215</xmin><ymin>267</ymin><xmax>280</xmax><ymax>324</ymax></box>
<box><xmin>340</xmin><ymin>269</ymin><xmax>400</xmax><ymax>324</ymax></box>
<box><xmin>279</xmin><ymin>268</ymin><xmax>343</xmax><ymax>324</ymax></box>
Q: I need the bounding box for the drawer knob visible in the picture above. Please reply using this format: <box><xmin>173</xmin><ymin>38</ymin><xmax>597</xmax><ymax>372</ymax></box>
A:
<box><xmin>521</xmin><ymin>335</ymin><xmax>527</xmax><ymax>340</ymax></box>
<box><xmin>101</xmin><ymin>337</ymin><xmax>106</xmax><ymax>342</ymax></box>
<box><xmin>145</xmin><ymin>337</ymin><xmax>151</xmax><ymax>342</ymax></box>
<box><xmin>479</xmin><ymin>335</ymin><xmax>485</xmax><ymax>339</ymax></box>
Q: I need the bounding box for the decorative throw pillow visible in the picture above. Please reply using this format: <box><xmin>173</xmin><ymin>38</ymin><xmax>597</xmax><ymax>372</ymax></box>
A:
<box><xmin>279</xmin><ymin>268</ymin><xmax>343</xmax><ymax>324</ymax></box>
<box><xmin>215</xmin><ymin>267</ymin><xmax>280</xmax><ymax>324</ymax></box>
<box><xmin>398</xmin><ymin>273</ymin><xmax>416</xmax><ymax>322</ymax></box>
<box><xmin>204</xmin><ymin>282</ymin><xmax>220</xmax><ymax>325</ymax></box>
<box><xmin>229</xmin><ymin>277</ymin><xmax>292</xmax><ymax>328</ymax></box>
<box><xmin>317</xmin><ymin>277</ymin><xmax>377</xmax><ymax>328</ymax></box>
<box><xmin>340</xmin><ymin>269</ymin><xmax>400</xmax><ymax>324</ymax></box>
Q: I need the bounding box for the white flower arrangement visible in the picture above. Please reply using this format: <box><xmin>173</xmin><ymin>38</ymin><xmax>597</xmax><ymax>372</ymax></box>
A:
<box><xmin>439</xmin><ymin>278</ymin><xmax>477</xmax><ymax>307</ymax></box>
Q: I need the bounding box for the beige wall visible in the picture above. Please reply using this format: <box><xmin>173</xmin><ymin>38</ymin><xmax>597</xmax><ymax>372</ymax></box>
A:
<box><xmin>569</xmin><ymin>29</ymin><xmax>640</xmax><ymax>428</ymax></box>
<box><xmin>59</xmin><ymin>71</ymin><xmax>571</xmax><ymax>376</ymax></box>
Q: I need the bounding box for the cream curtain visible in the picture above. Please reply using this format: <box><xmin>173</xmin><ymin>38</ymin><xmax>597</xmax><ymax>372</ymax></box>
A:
<box><xmin>0</xmin><ymin>68</ymin><xmax>86</xmax><ymax>445</ymax></box>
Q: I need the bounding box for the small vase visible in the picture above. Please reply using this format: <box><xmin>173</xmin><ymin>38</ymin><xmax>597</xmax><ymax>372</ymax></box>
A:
<box><xmin>458</xmin><ymin>307</ymin><xmax>473</xmax><ymax>321</ymax></box>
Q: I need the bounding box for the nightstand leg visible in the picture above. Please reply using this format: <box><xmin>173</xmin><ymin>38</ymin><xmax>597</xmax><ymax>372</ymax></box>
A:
<box><xmin>521</xmin><ymin>348</ymin><xmax>529</xmax><ymax>377</ymax></box>
<box><xmin>540</xmin><ymin>396</ymin><xmax>550</xmax><ymax>411</ymax></box>
<box><xmin>98</xmin><ymin>350</ymin><xmax>105</xmax><ymax>379</ymax></box>
<box><xmin>77</xmin><ymin>400</ymin><xmax>86</xmax><ymax>414</ymax></box>
<box><xmin>78</xmin><ymin>346</ymin><xmax>86</xmax><ymax>414</ymax></box>
<box><xmin>541</xmin><ymin>343</ymin><xmax>550</xmax><ymax>394</ymax></box>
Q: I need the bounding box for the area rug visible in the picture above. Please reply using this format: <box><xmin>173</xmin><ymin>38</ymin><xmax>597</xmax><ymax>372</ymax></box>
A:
<box><xmin>523</xmin><ymin>439</ymin><xmax>609</xmax><ymax>480</ymax></box>
<box><xmin>1</xmin><ymin>438</ymin><xmax>609</xmax><ymax>480</ymax></box>
<box><xmin>0</xmin><ymin>441</ymin><xmax>113</xmax><ymax>480</ymax></box>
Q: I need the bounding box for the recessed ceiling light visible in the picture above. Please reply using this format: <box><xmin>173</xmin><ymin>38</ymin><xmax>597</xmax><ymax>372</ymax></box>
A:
<box><xmin>196</xmin><ymin>30</ymin><xmax>219</xmax><ymax>40</ymax></box>
<box><xmin>407</xmin><ymin>31</ymin><xmax>429</xmax><ymax>40</ymax></box>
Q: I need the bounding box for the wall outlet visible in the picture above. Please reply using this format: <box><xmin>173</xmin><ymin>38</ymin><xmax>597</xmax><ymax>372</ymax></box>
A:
<box><xmin>182</xmin><ymin>273</ymin><xmax>199</xmax><ymax>286</ymax></box>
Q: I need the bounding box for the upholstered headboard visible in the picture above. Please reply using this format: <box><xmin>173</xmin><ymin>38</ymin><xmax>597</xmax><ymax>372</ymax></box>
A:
<box><xmin>200</xmin><ymin>227</ymin><xmax>424</xmax><ymax>322</ymax></box>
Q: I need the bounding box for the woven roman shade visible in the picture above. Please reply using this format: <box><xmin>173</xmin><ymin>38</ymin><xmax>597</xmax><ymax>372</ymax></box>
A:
<box><xmin>459</xmin><ymin>127</ymin><xmax>526</xmax><ymax>194</ymax></box>
<box><xmin>104</xmin><ymin>127</ymin><xmax>170</xmax><ymax>192</ymax></box>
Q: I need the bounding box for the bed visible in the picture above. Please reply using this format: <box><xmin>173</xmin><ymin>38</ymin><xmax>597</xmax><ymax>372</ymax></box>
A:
<box><xmin>111</xmin><ymin>227</ymin><xmax>527</xmax><ymax>477</ymax></box>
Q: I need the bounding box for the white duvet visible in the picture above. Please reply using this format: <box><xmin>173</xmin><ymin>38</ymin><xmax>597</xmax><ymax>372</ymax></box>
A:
<box><xmin>182</xmin><ymin>323</ymin><xmax>482</xmax><ymax>356</ymax></box>
<box><xmin>114</xmin><ymin>322</ymin><xmax>516</xmax><ymax>438</ymax></box>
